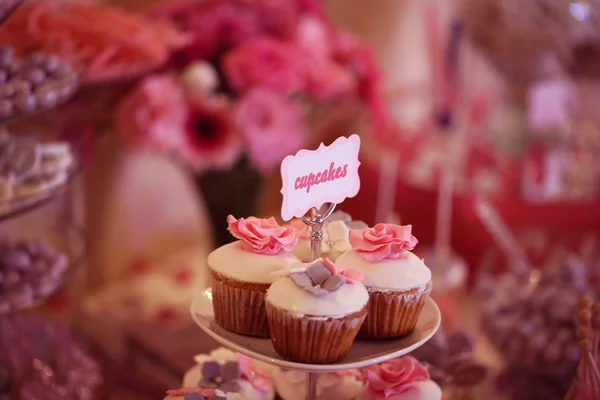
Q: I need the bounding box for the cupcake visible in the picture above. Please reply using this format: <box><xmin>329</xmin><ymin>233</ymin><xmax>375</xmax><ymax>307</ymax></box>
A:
<box><xmin>336</xmin><ymin>224</ymin><xmax>432</xmax><ymax>338</ymax></box>
<box><xmin>178</xmin><ymin>347</ymin><xmax>275</xmax><ymax>400</ymax></box>
<box><xmin>265</xmin><ymin>257</ymin><xmax>368</xmax><ymax>363</ymax></box>
<box><xmin>273</xmin><ymin>368</ymin><xmax>364</xmax><ymax>400</ymax></box>
<box><xmin>289</xmin><ymin>211</ymin><xmax>368</xmax><ymax>262</ymax></box>
<box><xmin>359</xmin><ymin>356</ymin><xmax>442</xmax><ymax>400</ymax></box>
<box><xmin>208</xmin><ymin>215</ymin><xmax>299</xmax><ymax>337</ymax></box>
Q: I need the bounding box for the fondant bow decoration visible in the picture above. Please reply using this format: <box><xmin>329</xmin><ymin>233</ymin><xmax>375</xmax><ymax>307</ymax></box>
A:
<box><xmin>288</xmin><ymin>258</ymin><xmax>364</xmax><ymax>297</ymax></box>
<box><xmin>322</xmin><ymin>211</ymin><xmax>368</xmax><ymax>254</ymax></box>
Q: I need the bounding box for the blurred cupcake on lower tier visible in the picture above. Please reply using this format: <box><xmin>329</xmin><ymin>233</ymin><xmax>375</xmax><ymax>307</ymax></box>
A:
<box><xmin>265</xmin><ymin>257</ymin><xmax>368</xmax><ymax>363</ymax></box>
<box><xmin>359</xmin><ymin>356</ymin><xmax>442</xmax><ymax>400</ymax></box>
<box><xmin>273</xmin><ymin>369</ymin><xmax>364</xmax><ymax>400</ymax></box>
<box><xmin>336</xmin><ymin>224</ymin><xmax>432</xmax><ymax>338</ymax></box>
<box><xmin>173</xmin><ymin>347</ymin><xmax>275</xmax><ymax>400</ymax></box>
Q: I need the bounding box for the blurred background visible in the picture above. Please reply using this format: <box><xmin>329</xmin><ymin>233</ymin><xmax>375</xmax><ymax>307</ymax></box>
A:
<box><xmin>0</xmin><ymin>0</ymin><xmax>599</xmax><ymax>398</ymax></box>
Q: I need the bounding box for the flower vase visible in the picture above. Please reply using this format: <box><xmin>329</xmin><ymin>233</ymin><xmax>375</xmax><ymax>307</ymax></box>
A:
<box><xmin>195</xmin><ymin>157</ymin><xmax>261</xmax><ymax>247</ymax></box>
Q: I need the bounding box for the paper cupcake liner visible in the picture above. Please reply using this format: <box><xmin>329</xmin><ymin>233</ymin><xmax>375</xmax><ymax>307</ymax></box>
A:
<box><xmin>210</xmin><ymin>270</ymin><xmax>270</xmax><ymax>338</ymax></box>
<box><xmin>266</xmin><ymin>302</ymin><xmax>367</xmax><ymax>364</ymax></box>
<box><xmin>359</xmin><ymin>281</ymin><xmax>432</xmax><ymax>339</ymax></box>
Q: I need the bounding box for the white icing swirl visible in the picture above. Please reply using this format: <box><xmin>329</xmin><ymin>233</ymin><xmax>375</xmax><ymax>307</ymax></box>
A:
<box><xmin>208</xmin><ymin>241</ymin><xmax>300</xmax><ymax>284</ymax></box>
<box><xmin>335</xmin><ymin>250</ymin><xmax>431</xmax><ymax>291</ymax></box>
<box><xmin>266</xmin><ymin>276</ymin><xmax>368</xmax><ymax>317</ymax></box>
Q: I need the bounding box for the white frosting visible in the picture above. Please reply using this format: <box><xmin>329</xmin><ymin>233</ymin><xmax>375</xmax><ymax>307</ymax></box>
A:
<box><xmin>265</xmin><ymin>276</ymin><xmax>368</xmax><ymax>318</ymax></box>
<box><xmin>208</xmin><ymin>241</ymin><xmax>300</xmax><ymax>284</ymax></box>
<box><xmin>335</xmin><ymin>250</ymin><xmax>431</xmax><ymax>291</ymax></box>
<box><xmin>291</xmin><ymin>240</ymin><xmax>312</xmax><ymax>263</ymax></box>
<box><xmin>181</xmin><ymin>347</ymin><xmax>275</xmax><ymax>400</ymax></box>
<box><xmin>358</xmin><ymin>380</ymin><xmax>442</xmax><ymax>400</ymax></box>
<box><xmin>274</xmin><ymin>369</ymin><xmax>364</xmax><ymax>400</ymax></box>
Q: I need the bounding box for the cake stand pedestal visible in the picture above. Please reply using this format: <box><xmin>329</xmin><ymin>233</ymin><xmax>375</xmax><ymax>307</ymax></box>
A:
<box><xmin>190</xmin><ymin>289</ymin><xmax>442</xmax><ymax>400</ymax></box>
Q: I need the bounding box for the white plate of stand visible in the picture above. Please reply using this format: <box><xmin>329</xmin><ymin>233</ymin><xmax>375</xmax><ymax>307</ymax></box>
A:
<box><xmin>190</xmin><ymin>288</ymin><xmax>441</xmax><ymax>373</ymax></box>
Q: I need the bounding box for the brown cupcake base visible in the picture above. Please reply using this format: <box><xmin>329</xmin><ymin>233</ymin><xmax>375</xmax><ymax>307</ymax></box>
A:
<box><xmin>358</xmin><ymin>281</ymin><xmax>432</xmax><ymax>339</ymax></box>
<box><xmin>210</xmin><ymin>269</ymin><xmax>271</xmax><ymax>338</ymax></box>
<box><xmin>266</xmin><ymin>302</ymin><xmax>367</xmax><ymax>364</ymax></box>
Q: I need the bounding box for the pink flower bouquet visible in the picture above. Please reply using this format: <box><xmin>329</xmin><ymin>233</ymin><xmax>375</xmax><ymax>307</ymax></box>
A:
<box><xmin>114</xmin><ymin>0</ymin><xmax>387</xmax><ymax>175</ymax></box>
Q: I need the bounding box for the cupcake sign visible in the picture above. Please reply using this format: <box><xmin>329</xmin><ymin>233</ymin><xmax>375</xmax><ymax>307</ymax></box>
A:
<box><xmin>280</xmin><ymin>135</ymin><xmax>361</xmax><ymax>221</ymax></box>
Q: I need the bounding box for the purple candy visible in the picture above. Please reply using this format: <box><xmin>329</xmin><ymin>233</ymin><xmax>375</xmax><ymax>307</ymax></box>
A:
<box><xmin>3</xmin><ymin>271</ymin><xmax>20</xmax><ymax>286</ymax></box>
<box><xmin>0</xmin><ymin>47</ymin><xmax>14</xmax><ymax>69</ymax></box>
<box><xmin>34</xmin><ymin>276</ymin><xmax>58</xmax><ymax>297</ymax></box>
<box><xmin>0</xmin><ymin>83</ymin><xmax>15</xmax><ymax>98</ymax></box>
<box><xmin>21</xmin><ymin>68</ymin><xmax>46</xmax><ymax>86</ymax></box>
<box><xmin>50</xmin><ymin>254</ymin><xmax>68</xmax><ymax>277</ymax></box>
<box><xmin>13</xmin><ymin>94</ymin><xmax>36</xmax><ymax>112</ymax></box>
<box><xmin>42</xmin><ymin>56</ymin><xmax>61</xmax><ymax>73</ymax></box>
<box><xmin>10</xmin><ymin>79</ymin><xmax>31</xmax><ymax>95</ymax></box>
<box><xmin>0</xmin><ymin>100</ymin><xmax>11</xmax><ymax>118</ymax></box>
<box><xmin>7</xmin><ymin>283</ymin><xmax>33</xmax><ymax>308</ymax></box>
<box><xmin>38</xmin><ymin>240</ymin><xmax>57</xmax><ymax>259</ymax></box>
<box><xmin>29</xmin><ymin>260</ymin><xmax>47</xmax><ymax>274</ymax></box>
<box><xmin>0</xmin><ymin>238</ymin><xmax>70</xmax><ymax>314</ymax></box>
<box><xmin>4</xmin><ymin>249</ymin><xmax>31</xmax><ymax>270</ymax></box>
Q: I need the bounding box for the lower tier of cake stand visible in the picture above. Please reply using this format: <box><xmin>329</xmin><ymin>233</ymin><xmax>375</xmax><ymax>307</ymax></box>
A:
<box><xmin>190</xmin><ymin>289</ymin><xmax>441</xmax><ymax>400</ymax></box>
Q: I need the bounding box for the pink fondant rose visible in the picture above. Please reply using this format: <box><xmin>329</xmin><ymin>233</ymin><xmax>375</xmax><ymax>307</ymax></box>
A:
<box><xmin>364</xmin><ymin>356</ymin><xmax>430</xmax><ymax>399</ymax></box>
<box><xmin>227</xmin><ymin>215</ymin><xmax>297</xmax><ymax>255</ymax></box>
<box><xmin>349</xmin><ymin>224</ymin><xmax>418</xmax><ymax>262</ymax></box>
<box><xmin>223</xmin><ymin>36</ymin><xmax>303</xmax><ymax>94</ymax></box>
<box><xmin>321</xmin><ymin>257</ymin><xmax>364</xmax><ymax>284</ymax></box>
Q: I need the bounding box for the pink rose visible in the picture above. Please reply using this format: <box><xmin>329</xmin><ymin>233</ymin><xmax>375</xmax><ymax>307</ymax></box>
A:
<box><xmin>295</xmin><ymin>0</ymin><xmax>326</xmax><ymax>17</ymax></box>
<box><xmin>296</xmin><ymin>16</ymin><xmax>332</xmax><ymax>61</ymax></box>
<box><xmin>304</xmin><ymin>57</ymin><xmax>357</xmax><ymax>101</ymax></box>
<box><xmin>333</xmin><ymin>33</ymin><xmax>393</xmax><ymax>140</ymax></box>
<box><xmin>295</xmin><ymin>17</ymin><xmax>356</xmax><ymax>101</ymax></box>
<box><xmin>364</xmin><ymin>357</ymin><xmax>430</xmax><ymax>399</ymax></box>
<box><xmin>227</xmin><ymin>215</ymin><xmax>298</xmax><ymax>255</ymax></box>
<box><xmin>116</xmin><ymin>74</ymin><xmax>242</xmax><ymax>173</ymax></box>
<box><xmin>116</xmin><ymin>74</ymin><xmax>188</xmax><ymax>153</ymax></box>
<box><xmin>151</xmin><ymin>0</ymin><xmax>262</xmax><ymax>63</ymax></box>
<box><xmin>321</xmin><ymin>257</ymin><xmax>364</xmax><ymax>284</ymax></box>
<box><xmin>235</xmin><ymin>88</ymin><xmax>306</xmax><ymax>174</ymax></box>
<box><xmin>349</xmin><ymin>224</ymin><xmax>418</xmax><ymax>262</ymax></box>
<box><xmin>223</xmin><ymin>37</ymin><xmax>303</xmax><ymax>94</ymax></box>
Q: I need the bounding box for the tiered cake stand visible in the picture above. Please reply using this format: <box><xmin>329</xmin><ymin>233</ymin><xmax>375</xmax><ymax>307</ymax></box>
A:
<box><xmin>191</xmin><ymin>290</ymin><xmax>441</xmax><ymax>399</ymax></box>
<box><xmin>191</xmin><ymin>203</ymin><xmax>441</xmax><ymax>399</ymax></box>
